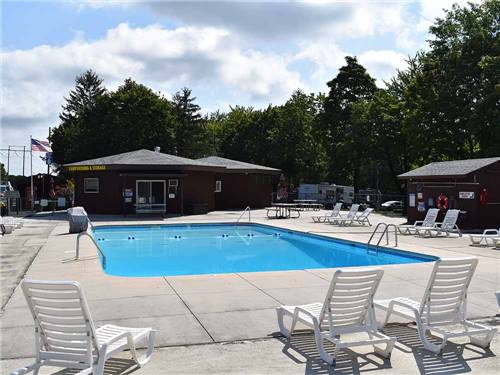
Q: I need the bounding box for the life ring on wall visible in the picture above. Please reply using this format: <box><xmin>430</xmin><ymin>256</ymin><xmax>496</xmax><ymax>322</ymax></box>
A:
<box><xmin>479</xmin><ymin>188</ymin><xmax>488</xmax><ymax>206</ymax></box>
<box><xmin>436</xmin><ymin>194</ymin><xmax>449</xmax><ymax>210</ymax></box>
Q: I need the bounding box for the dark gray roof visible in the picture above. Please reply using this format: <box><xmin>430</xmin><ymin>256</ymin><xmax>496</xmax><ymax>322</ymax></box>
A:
<box><xmin>399</xmin><ymin>157</ymin><xmax>500</xmax><ymax>179</ymax></box>
<box><xmin>197</xmin><ymin>156</ymin><xmax>281</xmax><ymax>173</ymax></box>
<box><xmin>64</xmin><ymin>149</ymin><xmax>220</xmax><ymax>168</ymax></box>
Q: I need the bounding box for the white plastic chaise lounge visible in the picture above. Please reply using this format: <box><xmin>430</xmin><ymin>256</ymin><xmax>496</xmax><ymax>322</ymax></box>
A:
<box><xmin>328</xmin><ymin>204</ymin><xmax>360</xmax><ymax>226</ymax></box>
<box><xmin>10</xmin><ymin>279</ymin><xmax>156</xmax><ymax>375</ymax></box>
<box><xmin>493</xmin><ymin>237</ymin><xmax>500</xmax><ymax>249</ymax></box>
<box><xmin>277</xmin><ymin>268</ymin><xmax>396</xmax><ymax>366</ymax></box>
<box><xmin>397</xmin><ymin>208</ymin><xmax>439</xmax><ymax>235</ymax></box>
<box><xmin>469</xmin><ymin>228</ymin><xmax>500</xmax><ymax>246</ymax></box>
<box><xmin>416</xmin><ymin>209</ymin><xmax>461</xmax><ymax>237</ymax></box>
<box><xmin>0</xmin><ymin>216</ymin><xmax>17</xmax><ymax>234</ymax></box>
<box><xmin>1</xmin><ymin>215</ymin><xmax>23</xmax><ymax>229</ymax></box>
<box><xmin>374</xmin><ymin>258</ymin><xmax>496</xmax><ymax>354</ymax></box>
<box><xmin>353</xmin><ymin>207</ymin><xmax>374</xmax><ymax>226</ymax></box>
<box><xmin>312</xmin><ymin>203</ymin><xmax>342</xmax><ymax>223</ymax></box>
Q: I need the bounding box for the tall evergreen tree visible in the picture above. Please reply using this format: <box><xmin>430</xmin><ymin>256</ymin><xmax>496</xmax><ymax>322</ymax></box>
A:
<box><xmin>172</xmin><ymin>87</ymin><xmax>207</xmax><ymax>158</ymax></box>
<box><xmin>59</xmin><ymin>70</ymin><xmax>106</xmax><ymax>122</ymax></box>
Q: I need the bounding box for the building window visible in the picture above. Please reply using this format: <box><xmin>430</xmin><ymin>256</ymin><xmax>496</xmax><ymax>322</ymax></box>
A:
<box><xmin>215</xmin><ymin>180</ymin><xmax>222</xmax><ymax>192</ymax></box>
<box><xmin>84</xmin><ymin>178</ymin><xmax>99</xmax><ymax>193</ymax></box>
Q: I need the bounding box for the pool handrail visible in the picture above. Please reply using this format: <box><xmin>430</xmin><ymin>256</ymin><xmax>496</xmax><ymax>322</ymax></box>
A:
<box><xmin>75</xmin><ymin>229</ymin><xmax>106</xmax><ymax>269</ymax></box>
<box><xmin>367</xmin><ymin>223</ymin><xmax>398</xmax><ymax>253</ymax></box>
<box><xmin>236</xmin><ymin>206</ymin><xmax>251</xmax><ymax>223</ymax></box>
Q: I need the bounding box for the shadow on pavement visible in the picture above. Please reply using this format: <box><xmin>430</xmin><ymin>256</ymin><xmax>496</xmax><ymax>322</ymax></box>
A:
<box><xmin>382</xmin><ymin>323</ymin><xmax>495</xmax><ymax>375</ymax></box>
<box><xmin>276</xmin><ymin>334</ymin><xmax>392</xmax><ymax>374</ymax></box>
<box><xmin>48</xmin><ymin>358</ymin><xmax>140</xmax><ymax>375</ymax></box>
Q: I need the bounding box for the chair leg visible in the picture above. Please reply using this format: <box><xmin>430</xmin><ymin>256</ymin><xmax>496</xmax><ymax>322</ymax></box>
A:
<box><xmin>418</xmin><ymin>326</ymin><xmax>445</xmax><ymax>354</ymax></box>
<box><xmin>378</xmin><ymin>306</ymin><xmax>394</xmax><ymax>329</ymax></box>
<box><xmin>10</xmin><ymin>361</ymin><xmax>42</xmax><ymax>375</ymax></box>
<box><xmin>313</xmin><ymin>326</ymin><xmax>335</xmax><ymax>366</ymax></box>
<box><xmin>276</xmin><ymin>308</ymin><xmax>291</xmax><ymax>338</ymax></box>
<box><xmin>91</xmin><ymin>346</ymin><xmax>108</xmax><ymax>375</ymax></box>
<box><xmin>374</xmin><ymin>337</ymin><xmax>396</xmax><ymax>359</ymax></box>
<box><xmin>470</xmin><ymin>330</ymin><xmax>495</xmax><ymax>349</ymax></box>
<box><xmin>130</xmin><ymin>330</ymin><xmax>157</xmax><ymax>367</ymax></box>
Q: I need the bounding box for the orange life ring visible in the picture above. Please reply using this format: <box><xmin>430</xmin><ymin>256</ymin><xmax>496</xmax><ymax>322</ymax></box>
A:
<box><xmin>436</xmin><ymin>194</ymin><xmax>449</xmax><ymax>210</ymax></box>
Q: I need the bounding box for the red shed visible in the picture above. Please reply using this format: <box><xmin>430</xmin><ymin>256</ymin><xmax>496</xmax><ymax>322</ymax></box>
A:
<box><xmin>399</xmin><ymin>157</ymin><xmax>500</xmax><ymax>229</ymax></box>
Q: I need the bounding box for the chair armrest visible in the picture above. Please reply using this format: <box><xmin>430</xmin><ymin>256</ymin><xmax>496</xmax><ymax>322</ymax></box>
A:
<box><xmin>387</xmin><ymin>299</ymin><xmax>421</xmax><ymax>316</ymax></box>
<box><xmin>483</xmin><ymin>229</ymin><xmax>499</xmax><ymax>235</ymax></box>
<box><xmin>413</xmin><ymin>221</ymin><xmax>423</xmax><ymax>226</ymax></box>
<box><xmin>293</xmin><ymin>306</ymin><xmax>321</xmax><ymax>326</ymax></box>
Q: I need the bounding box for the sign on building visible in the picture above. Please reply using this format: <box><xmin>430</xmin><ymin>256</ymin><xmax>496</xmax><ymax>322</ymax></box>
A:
<box><xmin>459</xmin><ymin>192</ymin><xmax>475</xmax><ymax>199</ymax></box>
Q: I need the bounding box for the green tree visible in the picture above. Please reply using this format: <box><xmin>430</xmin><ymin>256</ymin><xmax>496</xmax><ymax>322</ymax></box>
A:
<box><xmin>269</xmin><ymin>90</ymin><xmax>327</xmax><ymax>184</ymax></box>
<box><xmin>422</xmin><ymin>0</ymin><xmax>500</xmax><ymax>158</ymax></box>
<box><xmin>52</xmin><ymin>78</ymin><xmax>177</xmax><ymax>163</ymax></box>
<box><xmin>172</xmin><ymin>87</ymin><xmax>208</xmax><ymax>158</ymax></box>
<box><xmin>60</xmin><ymin>69</ymin><xmax>106</xmax><ymax>122</ymax></box>
<box><xmin>321</xmin><ymin>56</ymin><xmax>378</xmax><ymax>188</ymax></box>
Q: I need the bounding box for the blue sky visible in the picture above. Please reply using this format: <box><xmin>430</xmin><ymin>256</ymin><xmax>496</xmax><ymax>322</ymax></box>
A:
<box><xmin>1</xmin><ymin>0</ymin><xmax>472</xmax><ymax>174</ymax></box>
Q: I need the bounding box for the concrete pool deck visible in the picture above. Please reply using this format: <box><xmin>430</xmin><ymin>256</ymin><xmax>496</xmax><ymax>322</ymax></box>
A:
<box><xmin>1</xmin><ymin>209</ymin><xmax>499</xmax><ymax>374</ymax></box>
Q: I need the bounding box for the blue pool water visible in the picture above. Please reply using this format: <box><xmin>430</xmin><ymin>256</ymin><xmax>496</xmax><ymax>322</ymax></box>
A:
<box><xmin>91</xmin><ymin>223</ymin><xmax>436</xmax><ymax>277</ymax></box>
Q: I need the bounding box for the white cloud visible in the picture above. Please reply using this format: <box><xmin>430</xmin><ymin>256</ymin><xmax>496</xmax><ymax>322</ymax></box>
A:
<box><xmin>294</xmin><ymin>44</ymin><xmax>407</xmax><ymax>89</ymax></box>
<box><xmin>1</xmin><ymin>23</ymin><xmax>302</xmax><ymax>125</ymax></box>
<box><xmin>417</xmin><ymin>0</ymin><xmax>479</xmax><ymax>31</ymax></box>
<box><xmin>357</xmin><ymin>50</ymin><xmax>408</xmax><ymax>86</ymax></box>
<box><xmin>1</xmin><ymin>23</ymin><xmax>306</xmax><ymax>173</ymax></box>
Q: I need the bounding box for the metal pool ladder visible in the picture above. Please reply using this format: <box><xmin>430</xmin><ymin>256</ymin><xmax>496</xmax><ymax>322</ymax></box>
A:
<box><xmin>75</xmin><ymin>218</ymin><xmax>107</xmax><ymax>268</ymax></box>
<box><xmin>236</xmin><ymin>206</ymin><xmax>251</xmax><ymax>223</ymax></box>
<box><xmin>367</xmin><ymin>222</ymin><xmax>398</xmax><ymax>253</ymax></box>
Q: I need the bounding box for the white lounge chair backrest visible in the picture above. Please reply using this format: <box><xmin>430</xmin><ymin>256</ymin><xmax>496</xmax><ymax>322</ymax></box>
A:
<box><xmin>21</xmin><ymin>279</ymin><xmax>99</xmax><ymax>369</ymax></box>
<box><xmin>345</xmin><ymin>204</ymin><xmax>360</xmax><ymax>219</ymax></box>
<box><xmin>330</xmin><ymin>203</ymin><xmax>342</xmax><ymax>217</ymax></box>
<box><xmin>422</xmin><ymin>208</ymin><xmax>439</xmax><ymax>227</ymax></box>
<box><xmin>358</xmin><ymin>208</ymin><xmax>373</xmax><ymax>218</ymax></box>
<box><xmin>319</xmin><ymin>269</ymin><xmax>383</xmax><ymax>334</ymax></box>
<box><xmin>419</xmin><ymin>258</ymin><xmax>478</xmax><ymax>325</ymax></box>
<box><xmin>439</xmin><ymin>209</ymin><xmax>460</xmax><ymax>230</ymax></box>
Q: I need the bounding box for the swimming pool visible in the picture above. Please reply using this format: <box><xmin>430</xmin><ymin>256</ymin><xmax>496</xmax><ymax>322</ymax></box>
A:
<box><xmin>91</xmin><ymin>223</ymin><xmax>436</xmax><ymax>277</ymax></box>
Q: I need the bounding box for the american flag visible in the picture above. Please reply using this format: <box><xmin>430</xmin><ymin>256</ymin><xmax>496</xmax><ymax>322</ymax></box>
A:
<box><xmin>31</xmin><ymin>138</ymin><xmax>52</xmax><ymax>152</ymax></box>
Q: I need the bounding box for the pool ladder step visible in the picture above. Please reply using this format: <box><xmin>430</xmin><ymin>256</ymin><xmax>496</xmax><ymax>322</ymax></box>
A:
<box><xmin>367</xmin><ymin>223</ymin><xmax>398</xmax><ymax>254</ymax></box>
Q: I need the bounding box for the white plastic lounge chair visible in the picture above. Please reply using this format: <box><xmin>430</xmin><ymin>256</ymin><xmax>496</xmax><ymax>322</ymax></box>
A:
<box><xmin>354</xmin><ymin>207</ymin><xmax>373</xmax><ymax>226</ymax></box>
<box><xmin>312</xmin><ymin>203</ymin><xmax>342</xmax><ymax>223</ymax></box>
<box><xmin>493</xmin><ymin>237</ymin><xmax>500</xmax><ymax>249</ymax></box>
<box><xmin>416</xmin><ymin>209</ymin><xmax>461</xmax><ymax>237</ymax></box>
<box><xmin>398</xmin><ymin>208</ymin><xmax>439</xmax><ymax>235</ymax></box>
<box><xmin>0</xmin><ymin>216</ymin><xmax>17</xmax><ymax>233</ymax></box>
<box><xmin>277</xmin><ymin>268</ymin><xmax>395</xmax><ymax>366</ymax></box>
<box><xmin>328</xmin><ymin>204</ymin><xmax>360</xmax><ymax>225</ymax></box>
<box><xmin>1</xmin><ymin>215</ymin><xmax>23</xmax><ymax>228</ymax></box>
<box><xmin>10</xmin><ymin>279</ymin><xmax>156</xmax><ymax>375</ymax></box>
<box><xmin>375</xmin><ymin>258</ymin><xmax>496</xmax><ymax>354</ymax></box>
<box><xmin>469</xmin><ymin>228</ymin><xmax>500</xmax><ymax>246</ymax></box>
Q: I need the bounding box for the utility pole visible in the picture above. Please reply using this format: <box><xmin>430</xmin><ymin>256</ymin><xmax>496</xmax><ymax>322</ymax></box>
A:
<box><xmin>6</xmin><ymin>146</ymin><xmax>10</xmax><ymax>175</ymax></box>
<box><xmin>22</xmin><ymin>146</ymin><xmax>26</xmax><ymax>176</ymax></box>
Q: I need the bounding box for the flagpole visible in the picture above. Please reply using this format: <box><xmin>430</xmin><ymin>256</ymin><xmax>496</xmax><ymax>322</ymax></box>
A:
<box><xmin>30</xmin><ymin>135</ymin><xmax>34</xmax><ymax>211</ymax></box>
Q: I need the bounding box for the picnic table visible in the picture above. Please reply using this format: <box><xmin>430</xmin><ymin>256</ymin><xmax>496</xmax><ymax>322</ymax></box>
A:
<box><xmin>267</xmin><ymin>203</ymin><xmax>301</xmax><ymax>219</ymax></box>
<box><xmin>293</xmin><ymin>200</ymin><xmax>323</xmax><ymax>211</ymax></box>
